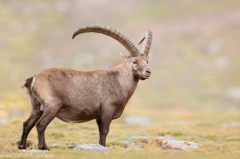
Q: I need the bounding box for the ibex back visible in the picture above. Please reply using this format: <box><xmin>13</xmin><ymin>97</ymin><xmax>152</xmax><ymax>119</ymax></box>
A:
<box><xmin>18</xmin><ymin>24</ymin><xmax>153</xmax><ymax>150</ymax></box>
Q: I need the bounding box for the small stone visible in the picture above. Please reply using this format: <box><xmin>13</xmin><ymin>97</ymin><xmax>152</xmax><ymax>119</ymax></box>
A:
<box><xmin>122</xmin><ymin>140</ymin><xmax>143</xmax><ymax>148</ymax></box>
<box><xmin>161</xmin><ymin>139</ymin><xmax>199</xmax><ymax>150</ymax></box>
<box><xmin>73</xmin><ymin>144</ymin><xmax>108</xmax><ymax>153</ymax></box>
<box><xmin>124</xmin><ymin>115</ymin><xmax>152</xmax><ymax>126</ymax></box>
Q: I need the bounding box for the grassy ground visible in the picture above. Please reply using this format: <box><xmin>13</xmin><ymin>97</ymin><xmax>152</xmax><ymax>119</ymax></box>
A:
<box><xmin>0</xmin><ymin>95</ymin><xmax>240</xmax><ymax>159</ymax></box>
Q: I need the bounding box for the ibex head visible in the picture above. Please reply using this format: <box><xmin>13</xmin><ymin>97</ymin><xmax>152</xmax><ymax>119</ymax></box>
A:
<box><xmin>72</xmin><ymin>25</ymin><xmax>153</xmax><ymax>80</ymax></box>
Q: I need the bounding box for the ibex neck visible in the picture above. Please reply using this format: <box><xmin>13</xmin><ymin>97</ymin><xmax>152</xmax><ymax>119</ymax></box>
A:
<box><xmin>111</xmin><ymin>62</ymin><xmax>139</xmax><ymax>99</ymax></box>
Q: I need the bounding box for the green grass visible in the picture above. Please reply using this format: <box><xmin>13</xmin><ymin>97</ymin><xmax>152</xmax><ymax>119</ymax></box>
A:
<box><xmin>0</xmin><ymin>95</ymin><xmax>240</xmax><ymax>159</ymax></box>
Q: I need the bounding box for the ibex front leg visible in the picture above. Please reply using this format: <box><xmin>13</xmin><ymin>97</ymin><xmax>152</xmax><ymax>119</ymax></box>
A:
<box><xmin>97</xmin><ymin>107</ymin><xmax>113</xmax><ymax>147</ymax></box>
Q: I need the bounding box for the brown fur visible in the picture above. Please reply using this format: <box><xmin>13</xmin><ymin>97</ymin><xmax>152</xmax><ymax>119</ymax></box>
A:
<box><xmin>18</xmin><ymin>26</ymin><xmax>152</xmax><ymax>150</ymax></box>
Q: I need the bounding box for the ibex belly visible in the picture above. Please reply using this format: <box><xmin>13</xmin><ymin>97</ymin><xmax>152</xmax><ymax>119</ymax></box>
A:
<box><xmin>56</xmin><ymin>105</ymin><xmax>100</xmax><ymax>123</ymax></box>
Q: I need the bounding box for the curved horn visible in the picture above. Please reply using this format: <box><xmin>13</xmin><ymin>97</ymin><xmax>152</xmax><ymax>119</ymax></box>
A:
<box><xmin>139</xmin><ymin>30</ymin><xmax>152</xmax><ymax>56</ymax></box>
<box><xmin>72</xmin><ymin>24</ymin><xmax>139</xmax><ymax>56</ymax></box>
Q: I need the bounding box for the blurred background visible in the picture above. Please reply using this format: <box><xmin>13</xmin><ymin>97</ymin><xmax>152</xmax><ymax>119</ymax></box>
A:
<box><xmin>0</xmin><ymin>0</ymin><xmax>240</xmax><ymax>124</ymax></box>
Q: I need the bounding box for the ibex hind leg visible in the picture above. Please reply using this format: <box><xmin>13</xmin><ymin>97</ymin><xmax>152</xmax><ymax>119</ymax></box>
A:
<box><xmin>18</xmin><ymin>95</ymin><xmax>43</xmax><ymax>149</ymax></box>
<box><xmin>35</xmin><ymin>99</ymin><xmax>62</xmax><ymax>150</ymax></box>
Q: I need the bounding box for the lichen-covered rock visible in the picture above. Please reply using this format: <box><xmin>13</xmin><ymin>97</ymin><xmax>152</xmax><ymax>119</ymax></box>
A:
<box><xmin>161</xmin><ymin>139</ymin><xmax>199</xmax><ymax>150</ymax></box>
<box><xmin>73</xmin><ymin>144</ymin><xmax>109</xmax><ymax>153</ymax></box>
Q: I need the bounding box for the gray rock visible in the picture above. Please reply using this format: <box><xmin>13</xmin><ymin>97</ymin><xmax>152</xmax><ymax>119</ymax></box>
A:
<box><xmin>21</xmin><ymin>150</ymin><xmax>49</xmax><ymax>153</ymax></box>
<box><xmin>200</xmin><ymin>42</ymin><xmax>221</xmax><ymax>55</ymax></box>
<box><xmin>124</xmin><ymin>115</ymin><xmax>152</xmax><ymax>126</ymax></box>
<box><xmin>220</xmin><ymin>122</ymin><xmax>240</xmax><ymax>127</ymax></box>
<box><xmin>161</xmin><ymin>139</ymin><xmax>199</xmax><ymax>150</ymax></box>
<box><xmin>122</xmin><ymin>140</ymin><xmax>142</xmax><ymax>148</ymax></box>
<box><xmin>68</xmin><ymin>145</ymin><xmax>76</xmax><ymax>149</ymax></box>
<box><xmin>8</xmin><ymin>108</ymin><xmax>25</xmax><ymax>118</ymax></box>
<box><xmin>129</xmin><ymin>135</ymin><xmax>148</xmax><ymax>140</ymax></box>
<box><xmin>214</xmin><ymin>57</ymin><xmax>229</xmax><ymax>69</ymax></box>
<box><xmin>225</xmin><ymin>88</ymin><xmax>240</xmax><ymax>102</ymax></box>
<box><xmin>73</xmin><ymin>144</ymin><xmax>109</xmax><ymax>153</ymax></box>
<box><xmin>0</xmin><ymin>119</ymin><xmax>7</xmax><ymax>124</ymax></box>
<box><xmin>51</xmin><ymin>143</ymin><xmax>60</xmax><ymax>147</ymax></box>
<box><xmin>158</xmin><ymin>136</ymin><xmax>175</xmax><ymax>141</ymax></box>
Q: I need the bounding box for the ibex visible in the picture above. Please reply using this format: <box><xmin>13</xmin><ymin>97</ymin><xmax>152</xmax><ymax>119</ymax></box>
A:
<box><xmin>18</xmin><ymin>24</ymin><xmax>152</xmax><ymax>150</ymax></box>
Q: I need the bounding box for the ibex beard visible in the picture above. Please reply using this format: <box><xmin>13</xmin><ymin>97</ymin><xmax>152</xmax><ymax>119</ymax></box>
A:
<box><xmin>18</xmin><ymin>24</ymin><xmax>153</xmax><ymax>150</ymax></box>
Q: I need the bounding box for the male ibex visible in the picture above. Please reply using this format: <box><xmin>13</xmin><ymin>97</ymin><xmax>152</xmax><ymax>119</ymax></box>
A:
<box><xmin>18</xmin><ymin>24</ymin><xmax>152</xmax><ymax>150</ymax></box>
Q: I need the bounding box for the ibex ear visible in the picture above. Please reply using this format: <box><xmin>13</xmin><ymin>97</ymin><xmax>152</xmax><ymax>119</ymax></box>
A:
<box><xmin>120</xmin><ymin>52</ymin><xmax>127</xmax><ymax>61</ymax></box>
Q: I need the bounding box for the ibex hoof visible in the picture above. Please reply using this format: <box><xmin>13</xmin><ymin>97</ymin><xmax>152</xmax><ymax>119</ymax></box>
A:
<box><xmin>38</xmin><ymin>145</ymin><xmax>49</xmax><ymax>150</ymax></box>
<box><xmin>18</xmin><ymin>144</ymin><xmax>26</xmax><ymax>150</ymax></box>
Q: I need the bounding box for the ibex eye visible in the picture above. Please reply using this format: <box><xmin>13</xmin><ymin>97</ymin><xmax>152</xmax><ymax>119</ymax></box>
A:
<box><xmin>133</xmin><ymin>60</ymin><xmax>138</xmax><ymax>64</ymax></box>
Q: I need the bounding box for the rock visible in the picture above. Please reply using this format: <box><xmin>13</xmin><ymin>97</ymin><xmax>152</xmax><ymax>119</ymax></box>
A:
<box><xmin>51</xmin><ymin>143</ymin><xmax>60</xmax><ymax>147</ymax></box>
<box><xmin>200</xmin><ymin>42</ymin><xmax>221</xmax><ymax>55</ymax></box>
<box><xmin>161</xmin><ymin>139</ymin><xmax>199</xmax><ymax>150</ymax></box>
<box><xmin>214</xmin><ymin>57</ymin><xmax>229</xmax><ymax>69</ymax></box>
<box><xmin>225</xmin><ymin>88</ymin><xmax>240</xmax><ymax>102</ymax></box>
<box><xmin>158</xmin><ymin>136</ymin><xmax>175</xmax><ymax>141</ymax></box>
<box><xmin>129</xmin><ymin>135</ymin><xmax>148</xmax><ymax>140</ymax></box>
<box><xmin>122</xmin><ymin>140</ymin><xmax>142</xmax><ymax>148</ymax></box>
<box><xmin>21</xmin><ymin>150</ymin><xmax>49</xmax><ymax>153</ymax></box>
<box><xmin>0</xmin><ymin>119</ymin><xmax>7</xmax><ymax>124</ymax></box>
<box><xmin>67</xmin><ymin>145</ymin><xmax>76</xmax><ymax>149</ymax></box>
<box><xmin>8</xmin><ymin>108</ymin><xmax>25</xmax><ymax>118</ymax></box>
<box><xmin>220</xmin><ymin>122</ymin><xmax>240</xmax><ymax>127</ymax></box>
<box><xmin>124</xmin><ymin>115</ymin><xmax>152</xmax><ymax>126</ymax></box>
<box><xmin>73</xmin><ymin>144</ymin><xmax>109</xmax><ymax>153</ymax></box>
